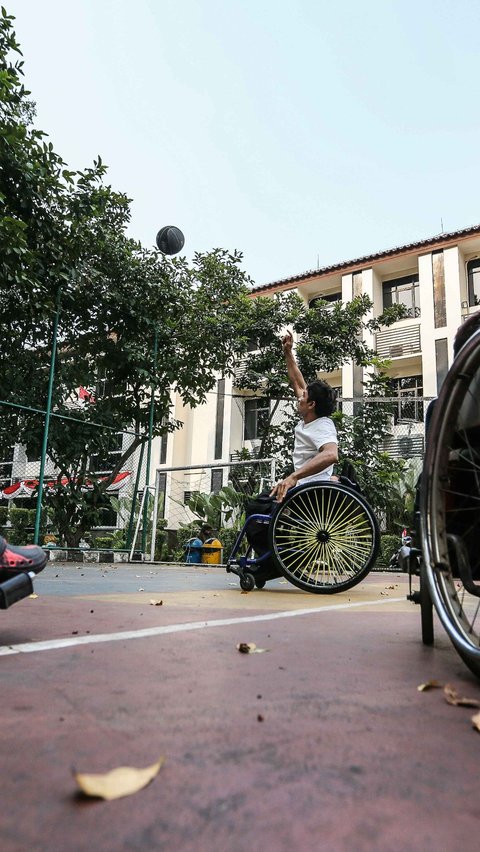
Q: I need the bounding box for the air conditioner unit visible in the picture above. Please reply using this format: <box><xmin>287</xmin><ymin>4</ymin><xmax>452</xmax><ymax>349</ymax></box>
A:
<box><xmin>389</xmin><ymin>344</ymin><xmax>403</xmax><ymax>357</ymax></box>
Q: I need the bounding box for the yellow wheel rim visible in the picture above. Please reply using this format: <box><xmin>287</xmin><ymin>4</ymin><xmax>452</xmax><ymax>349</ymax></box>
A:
<box><xmin>273</xmin><ymin>487</ymin><xmax>374</xmax><ymax>587</ymax></box>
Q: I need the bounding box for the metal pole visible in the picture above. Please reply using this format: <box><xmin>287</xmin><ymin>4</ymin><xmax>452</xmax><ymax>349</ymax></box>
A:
<box><xmin>125</xmin><ymin>441</ymin><xmax>145</xmax><ymax>549</ymax></box>
<box><xmin>34</xmin><ymin>285</ymin><xmax>62</xmax><ymax>545</ymax></box>
<box><xmin>141</xmin><ymin>329</ymin><xmax>158</xmax><ymax>554</ymax></box>
<box><xmin>149</xmin><ymin>468</ymin><xmax>161</xmax><ymax>562</ymax></box>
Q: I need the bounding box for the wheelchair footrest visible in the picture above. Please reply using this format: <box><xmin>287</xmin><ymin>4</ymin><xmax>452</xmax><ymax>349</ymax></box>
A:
<box><xmin>0</xmin><ymin>572</ymin><xmax>34</xmax><ymax>609</ymax></box>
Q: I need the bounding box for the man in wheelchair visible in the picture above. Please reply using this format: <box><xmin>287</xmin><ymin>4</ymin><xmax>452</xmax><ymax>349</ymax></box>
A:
<box><xmin>244</xmin><ymin>331</ymin><xmax>338</xmax><ymax>578</ymax></box>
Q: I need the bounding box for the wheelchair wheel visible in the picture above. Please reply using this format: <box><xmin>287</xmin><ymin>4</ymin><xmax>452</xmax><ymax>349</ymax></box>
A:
<box><xmin>420</xmin><ymin>328</ymin><xmax>480</xmax><ymax>678</ymax></box>
<box><xmin>268</xmin><ymin>481</ymin><xmax>379</xmax><ymax>594</ymax></box>
<box><xmin>240</xmin><ymin>573</ymin><xmax>255</xmax><ymax>592</ymax></box>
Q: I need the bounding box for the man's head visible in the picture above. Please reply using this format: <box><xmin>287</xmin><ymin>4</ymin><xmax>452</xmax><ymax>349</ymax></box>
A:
<box><xmin>297</xmin><ymin>380</ymin><xmax>336</xmax><ymax>420</ymax></box>
<box><xmin>454</xmin><ymin>312</ymin><xmax>480</xmax><ymax>357</ymax></box>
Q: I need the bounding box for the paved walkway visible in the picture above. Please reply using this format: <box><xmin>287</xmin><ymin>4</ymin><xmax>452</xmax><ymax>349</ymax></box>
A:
<box><xmin>1</xmin><ymin>566</ymin><xmax>479</xmax><ymax>851</ymax></box>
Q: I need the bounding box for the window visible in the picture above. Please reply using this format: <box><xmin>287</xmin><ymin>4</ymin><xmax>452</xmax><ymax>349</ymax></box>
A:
<box><xmin>389</xmin><ymin>376</ymin><xmax>423</xmax><ymax>422</ymax></box>
<box><xmin>214</xmin><ymin>378</ymin><xmax>225</xmax><ymax>459</ymax></box>
<box><xmin>383</xmin><ymin>275</ymin><xmax>420</xmax><ymax>318</ymax></box>
<box><xmin>211</xmin><ymin>468</ymin><xmax>223</xmax><ymax>494</ymax></box>
<box><xmin>247</xmin><ymin>333</ymin><xmax>270</xmax><ymax>352</ymax></box>
<box><xmin>0</xmin><ymin>446</ymin><xmax>14</xmax><ymax>489</ymax></box>
<box><xmin>244</xmin><ymin>398</ymin><xmax>270</xmax><ymax>441</ymax></box>
<box><xmin>90</xmin><ymin>433</ymin><xmax>123</xmax><ymax>472</ymax></box>
<box><xmin>309</xmin><ymin>292</ymin><xmax>342</xmax><ymax>309</ymax></box>
<box><xmin>467</xmin><ymin>259</ymin><xmax>480</xmax><ymax>307</ymax></box>
<box><xmin>331</xmin><ymin>386</ymin><xmax>342</xmax><ymax>413</ymax></box>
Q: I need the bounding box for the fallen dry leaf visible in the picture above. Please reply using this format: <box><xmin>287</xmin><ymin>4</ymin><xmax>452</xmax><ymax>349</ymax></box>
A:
<box><xmin>74</xmin><ymin>757</ymin><xmax>165</xmax><ymax>801</ymax></box>
<box><xmin>444</xmin><ymin>684</ymin><xmax>480</xmax><ymax>707</ymax></box>
<box><xmin>471</xmin><ymin>711</ymin><xmax>480</xmax><ymax>732</ymax></box>
<box><xmin>417</xmin><ymin>680</ymin><xmax>444</xmax><ymax>692</ymax></box>
<box><xmin>149</xmin><ymin>599</ymin><xmax>163</xmax><ymax>606</ymax></box>
<box><xmin>29</xmin><ymin>593</ymin><xmax>38</xmax><ymax>599</ymax></box>
<box><xmin>236</xmin><ymin>642</ymin><xmax>268</xmax><ymax>654</ymax></box>
<box><xmin>237</xmin><ymin>642</ymin><xmax>256</xmax><ymax>653</ymax></box>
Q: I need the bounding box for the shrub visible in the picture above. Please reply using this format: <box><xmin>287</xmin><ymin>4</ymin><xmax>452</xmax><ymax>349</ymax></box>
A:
<box><xmin>379</xmin><ymin>533</ymin><xmax>401</xmax><ymax>566</ymax></box>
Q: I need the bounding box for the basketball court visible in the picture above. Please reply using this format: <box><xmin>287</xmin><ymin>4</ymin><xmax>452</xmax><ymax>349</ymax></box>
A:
<box><xmin>1</xmin><ymin>565</ymin><xmax>479</xmax><ymax>851</ymax></box>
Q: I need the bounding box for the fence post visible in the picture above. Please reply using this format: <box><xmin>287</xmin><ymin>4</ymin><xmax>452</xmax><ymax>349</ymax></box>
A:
<box><xmin>126</xmin><ymin>441</ymin><xmax>145</xmax><ymax>550</ymax></box>
<box><xmin>141</xmin><ymin>330</ymin><xmax>158</xmax><ymax>555</ymax></box>
<box><xmin>34</xmin><ymin>285</ymin><xmax>62</xmax><ymax>545</ymax></box>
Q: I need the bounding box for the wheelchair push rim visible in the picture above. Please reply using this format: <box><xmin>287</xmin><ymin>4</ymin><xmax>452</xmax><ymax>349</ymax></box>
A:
<box><xmin>420</xmin><ymin>328</ymin><xmax>480</xmax><ymax>675</ymax></box>
<box><xmin>268</xmin><ymin>481</ymin><xmax>379</xmax><ymax>594</ymax></box>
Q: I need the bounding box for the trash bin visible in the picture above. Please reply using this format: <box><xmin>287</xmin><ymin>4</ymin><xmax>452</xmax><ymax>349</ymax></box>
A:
<box><xmin>184</xmin><ymin>536</ymin><xmax>203</xmax><ymax>564</ymax></box>
<box><xmin>201</xmin><ymin>537</ymin><xmax>223</xmax><ymax>565</ymax></box>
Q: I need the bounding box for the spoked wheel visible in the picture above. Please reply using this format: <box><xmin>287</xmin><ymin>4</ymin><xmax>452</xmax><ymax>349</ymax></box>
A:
<box><xmin>268</xmin><ymin>482</ymin><xmax>379</xmax><ymax>594</ymax></box>
<box><xmin>421</xmin><ymin>328</ymin><xmax>480</xmax><ymax>678</ymax></box>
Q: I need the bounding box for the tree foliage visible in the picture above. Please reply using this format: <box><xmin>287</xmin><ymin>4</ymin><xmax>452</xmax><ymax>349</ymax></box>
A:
<box><xmin>0</xmin><ymin>9</ymin><xmax>252</xmax><ymax>545</ymax></box>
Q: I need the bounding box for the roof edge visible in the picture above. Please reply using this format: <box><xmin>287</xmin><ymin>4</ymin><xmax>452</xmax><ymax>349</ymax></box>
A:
<box><xmin>251</xmin><ymin>224</ymin><xmax>480</xmax><ymax>295</ymax></box>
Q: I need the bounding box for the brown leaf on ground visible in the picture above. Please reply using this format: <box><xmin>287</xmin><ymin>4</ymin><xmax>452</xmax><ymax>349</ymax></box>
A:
<box><xmin>149</xmin><ymin>599</ymin><xmax>163</xmax><ymax>606</ymax></box>
<box><xmin>237</xmin><ymin>642</ymin><xmax>256</xmax><ymax>653</ymax></box>
<box><xmin>236</xmin><ymin>642</ymin><xmax>269</xmax><ymax>654</ymax></box>
<box><xmin>471</xmin><ymin>711</ymin><xmax>480</xmax><ymax>732</ymax></box>
<box><xmin>417</xmin><ymin>680</ymin><xmax>444</xmax><ymax>692</ymax></box>
<box><xmin>444</xmin><ymin>684</ymin><xmax>480</xmax><ymax>707</ymax></box>
<box><xmin>74</xmin><ymin>757</ymin><xmax>165</xmax><ymax>801</ymax></box>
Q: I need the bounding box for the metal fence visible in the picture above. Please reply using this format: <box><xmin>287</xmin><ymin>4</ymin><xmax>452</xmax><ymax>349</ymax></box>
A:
<box><xmin>0</xmin><ymin>398</ymin><xmax>150</xmax><ymax>552</ymax></box>
<box><xmin>0</xmin><ymin>393</ymin><xmax>433</xmax><ymax>560</ymax></box>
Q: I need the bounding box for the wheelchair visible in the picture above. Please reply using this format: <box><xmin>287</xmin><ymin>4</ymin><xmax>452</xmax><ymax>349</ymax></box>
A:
<box><xmin>226</xmin><ymin>479</ymin><xmax>380</xmax><ymax>594</ymax></box>
<box><xmin>404</xmin><ymin>327</ymin><xmax>480</xmax><ymax>679</ymax></box>
<box><xmin>0</xmin><ymin>536</ymin><xmax>47</xmax><ymax>609</ymax></box>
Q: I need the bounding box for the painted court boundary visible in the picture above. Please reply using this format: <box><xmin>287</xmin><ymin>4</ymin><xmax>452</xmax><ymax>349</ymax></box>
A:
<box><xmin>0</xmin><ymin>596</ymin><xmax>404</xmax><ymax>657</ymax></box>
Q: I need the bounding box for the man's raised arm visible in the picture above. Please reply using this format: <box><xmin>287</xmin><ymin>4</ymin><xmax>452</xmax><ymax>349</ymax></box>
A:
<box><xmin>282</xmin><ymin>331</ymin><xmax>306</xmax><ymax>397</ymax></box>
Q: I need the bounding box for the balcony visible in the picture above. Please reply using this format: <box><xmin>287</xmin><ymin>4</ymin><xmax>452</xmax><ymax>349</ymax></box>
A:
<box><xmin>376</xmin><ymin>325</ymin><xmax>421</xmax><ymax>359</ymax></box>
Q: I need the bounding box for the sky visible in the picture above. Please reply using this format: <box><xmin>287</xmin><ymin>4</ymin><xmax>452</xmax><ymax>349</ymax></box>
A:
<box><xmin>10</xmin><ymin>0</ymin><xmax>480</xmax><ymax>287</ymax></box>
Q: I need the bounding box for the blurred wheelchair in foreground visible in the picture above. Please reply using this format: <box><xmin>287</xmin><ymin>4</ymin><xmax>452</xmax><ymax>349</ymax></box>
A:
<box><xmin>401</xmin><ymin>327</ymin><xmax>480</xmax><ymax>679</ymax></box>
<box><xmin>227</xmin><ymin>479</ymin><xmax>380</xmax><ymax>594</ymax></box>
<box><xmin>0</xmin><ymin>535</ymin><xmax>47</xmax><ymax>609</ymax></box>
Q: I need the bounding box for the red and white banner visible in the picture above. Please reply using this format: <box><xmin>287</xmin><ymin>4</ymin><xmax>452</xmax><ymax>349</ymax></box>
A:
<box><xmin>0</xmin><ymin>471</ymin><xmax>131</xmax><ymax>500</ymax></box>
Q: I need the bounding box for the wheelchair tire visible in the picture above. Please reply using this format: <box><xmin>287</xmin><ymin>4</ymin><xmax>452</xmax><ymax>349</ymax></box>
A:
<box><xmin>268</xmin><ymin>481</ymin><xmax>379</xmax><ymax>594</ymax></box>
<box><xmin>240</xmin><ymin>573</ymin><xmax>255</xmax><ymax>592</ymax></box>
<box><xmin>420</xmin><ymin>328</ymin><xmax>480</xmax><ymax>678</ymax></box>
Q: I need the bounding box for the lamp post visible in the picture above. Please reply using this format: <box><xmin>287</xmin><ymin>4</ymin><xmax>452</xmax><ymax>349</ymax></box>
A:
<box><xmin>140</xmin><ymin>226</ymin><xmax>185</xmax><ymax>557</ymax></box>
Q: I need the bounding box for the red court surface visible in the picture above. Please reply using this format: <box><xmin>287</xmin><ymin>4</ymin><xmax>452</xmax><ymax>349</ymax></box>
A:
<box><xmin>1</xmin><ymin>567</ymin><xmax>480</xmax><ymax>851</ymax></box>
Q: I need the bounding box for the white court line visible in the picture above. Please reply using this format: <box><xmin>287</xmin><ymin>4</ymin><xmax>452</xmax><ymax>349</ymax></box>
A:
<box><xmin>0</xmin><ymin>596</ymin><xmax>405</xmax><ymax>657</ymax></box>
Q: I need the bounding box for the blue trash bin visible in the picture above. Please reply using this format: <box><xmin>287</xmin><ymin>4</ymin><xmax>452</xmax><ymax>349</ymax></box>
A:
<box><xmin>184</xmin><ymin>536</ymin><xmax>203</xmax><ymax>564</ymax></box>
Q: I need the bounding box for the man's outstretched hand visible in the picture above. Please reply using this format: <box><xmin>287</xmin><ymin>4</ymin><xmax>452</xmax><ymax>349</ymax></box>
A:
<box><xmin>282</xmin><ymin>330</ymin><xmax>294</xmax><ymax>355</ymax></box>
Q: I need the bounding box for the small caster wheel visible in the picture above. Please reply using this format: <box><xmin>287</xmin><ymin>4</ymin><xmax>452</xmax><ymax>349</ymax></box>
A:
<box><xmin>240</xmin><ymin>573</ymin><xmax>255</xmax><ymax>592</ymax></box>
<box><xmin>255</xmin><ymin>579</ymin><xmax>266</xmax><ymax>589</ymax></box>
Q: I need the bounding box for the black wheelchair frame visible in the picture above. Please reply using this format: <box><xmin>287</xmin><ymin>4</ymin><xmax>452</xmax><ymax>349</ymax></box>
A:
<box><xmin>402</xmin><ymin>327</ymin><xmax>480</xmax><ymax>679</ymax></box>
<box><xmin>227</xmin><ymin>479</ymin><xmax>380</xmax><ymax>595</ymax></box>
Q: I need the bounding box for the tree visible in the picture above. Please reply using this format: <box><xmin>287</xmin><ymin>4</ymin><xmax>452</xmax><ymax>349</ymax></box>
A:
<box><xmin>0</xmin><ymin>9</ymin><xmax>252</xmax><ymax>545</ymax></box>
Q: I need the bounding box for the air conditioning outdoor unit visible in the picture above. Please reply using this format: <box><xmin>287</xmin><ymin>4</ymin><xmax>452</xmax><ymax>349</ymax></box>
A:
<box><xmin>389</xmin><ymin>344</ymin><xmax>403</xmax><ymax>357</ymax></box>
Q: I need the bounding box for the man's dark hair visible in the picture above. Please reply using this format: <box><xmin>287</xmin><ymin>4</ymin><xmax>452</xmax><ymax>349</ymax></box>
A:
<box><xmin>306</xmin><ymin>380</ymin><xmax>336</xmax><ymax>417</ymax></box>
<box><xmin>453</xmin><ymin>313</ymin><xmax>480</xmax><ymax>357</ymax></box>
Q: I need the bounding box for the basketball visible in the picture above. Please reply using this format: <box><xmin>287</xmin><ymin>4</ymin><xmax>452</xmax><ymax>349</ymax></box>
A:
<box><xmin>155</xmin><ymin>226</ymin><xmax>185</xmax><ymax>255</ymax></box>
